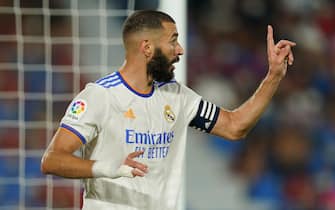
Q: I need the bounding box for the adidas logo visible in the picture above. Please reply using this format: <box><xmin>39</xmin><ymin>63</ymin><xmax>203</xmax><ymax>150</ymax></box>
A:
<box><xmin>124</xmin><ymin>108</ymin><xmax>136</xmax><ymax>119</ymax></box>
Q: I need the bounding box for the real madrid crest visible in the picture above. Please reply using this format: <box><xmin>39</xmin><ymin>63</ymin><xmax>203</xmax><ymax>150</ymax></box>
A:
<box><xmin>164</xmin><ymin>105</ymin><xmax>175</xmax><ymax>123</ymax></box>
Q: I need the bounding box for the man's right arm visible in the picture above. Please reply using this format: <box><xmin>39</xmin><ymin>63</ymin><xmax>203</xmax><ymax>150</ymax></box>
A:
<box><xmin>41</xmin><ymin>127</ymin><xmax>148</xmax><ymax>178</ymax></box>
<box><xmin>41</xmin><ymin>127</ymin><xmax>95</xmax><ymax>178</ymax></box>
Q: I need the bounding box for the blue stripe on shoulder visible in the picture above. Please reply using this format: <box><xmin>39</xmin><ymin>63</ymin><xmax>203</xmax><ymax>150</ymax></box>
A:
<box><xmin>95</xmin><ymin>72</ymin><xmax>117</xmax><ymax>83</ymax></box>
<box><xmin>104</xmin><ymin>80</ymin><xmax>122</xmax><ymax>88</ymax></box>
<box><xmin>95</xmin><ymin>72</ymin><xmax>121</xmax><ymax>88</ymax></box>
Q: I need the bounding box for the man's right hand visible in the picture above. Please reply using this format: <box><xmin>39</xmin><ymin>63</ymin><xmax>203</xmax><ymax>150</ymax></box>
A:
<box><xmin>92</xmin><ymin>150</ymin><xmax>148</xmax><ymax>178</ymax></box>
<box><xmin>124</xmin><ymin>151</ymin><xmax>148</xmax><ymax>177</ymax></box>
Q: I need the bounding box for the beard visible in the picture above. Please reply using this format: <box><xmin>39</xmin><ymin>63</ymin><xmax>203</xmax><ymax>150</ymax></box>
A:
<box><xmin>147</xmin><ymin>48</ymin><xmax>178</xmax><ymax>83</ymax></box>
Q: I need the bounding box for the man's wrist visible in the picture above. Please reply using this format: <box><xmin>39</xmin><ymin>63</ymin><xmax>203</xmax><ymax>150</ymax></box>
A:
<box><xmin>92</xmin><ymin>160</ymin><xmax>134</xmax><ymax>178</ymax></box>
<box><xmin>266</xmin><ymin>70</ymin><xmax>283</xmax><ymax>84</ymax></box>
<box><xmin>92</xmin><ymin>160</ymin><xmax>108</xmax><ymax>177</ymax></box>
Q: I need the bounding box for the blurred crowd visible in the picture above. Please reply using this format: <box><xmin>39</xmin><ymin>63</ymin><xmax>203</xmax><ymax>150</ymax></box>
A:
<box><xmin>0</xmin><ymin>0</ymin><xmax>334</xmax><ymax>209</ymax></box>
<box><xmin>188</xmin><ymin>0</ymin><xmax>335</xmax><ymax>209</ymax></box>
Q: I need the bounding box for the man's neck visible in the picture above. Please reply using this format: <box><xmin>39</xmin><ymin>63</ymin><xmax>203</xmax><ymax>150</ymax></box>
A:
<box><xmin>119</xmin><ymin>61</ymin><xmax>153</xmax><ymax>94</ymax></box>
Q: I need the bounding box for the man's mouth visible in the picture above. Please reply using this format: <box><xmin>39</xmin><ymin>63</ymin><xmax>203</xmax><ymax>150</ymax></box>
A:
<box><xmin>171</xmin><ymin>57</ymin><xmax>179</xmax><ymax>64</ymax></box>
<box><xmin>168</xmin><ymin>57</ymin><xmax>179</xmax><ymax>71</ymax></box>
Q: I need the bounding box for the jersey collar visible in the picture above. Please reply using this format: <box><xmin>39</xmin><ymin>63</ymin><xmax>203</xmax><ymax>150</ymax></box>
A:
<box><xmin>117</xmin><ymin>71</ymin><xmax>154</xmax><ymax>98</ymax></box>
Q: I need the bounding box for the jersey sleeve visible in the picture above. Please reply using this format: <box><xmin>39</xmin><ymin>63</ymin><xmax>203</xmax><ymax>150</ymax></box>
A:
<box><xmin>60</xmin><ymin>83</ymin><xmax>109</xmax><ymax>144</ymax></box>
<box><xmin>189</xmin><ymin>99</ymin><xmax>220</xmax><ymax>133</ymax></box>
<box><xmin>180</xmin><ymin>84</ymin><xmax>202</xmax><ymax>123</ymax></box>
<box><xmin>180</xmin><ymin>85</ymin><xmax>220</xmax><ymax>133</ymax></box>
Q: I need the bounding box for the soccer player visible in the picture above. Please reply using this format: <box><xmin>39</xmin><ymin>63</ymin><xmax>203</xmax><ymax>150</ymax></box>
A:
<box><xmin>41</xmin><ymin>10</ymin><xmax>296</xmax><ymax>210</ymax></box>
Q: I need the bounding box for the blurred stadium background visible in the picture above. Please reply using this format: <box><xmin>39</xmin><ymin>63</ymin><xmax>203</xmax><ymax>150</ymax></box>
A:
<box><xmin>0</xmin><ymin>0</ymin><xmax>335</xmax><ymax>209</ymax></box>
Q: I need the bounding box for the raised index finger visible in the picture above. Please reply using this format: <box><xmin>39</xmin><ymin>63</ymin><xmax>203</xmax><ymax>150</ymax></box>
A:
<box><xmin>267</xmin><ymin>25</ymin><xmax>275</xmax><ymax>54</ymax></box>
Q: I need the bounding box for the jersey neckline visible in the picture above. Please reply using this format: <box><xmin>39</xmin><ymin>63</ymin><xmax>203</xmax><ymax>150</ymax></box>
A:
<box><xmin>117</xmin><ymin>71</ymin><xmax>154</xmax><ymax>98</ymax></box>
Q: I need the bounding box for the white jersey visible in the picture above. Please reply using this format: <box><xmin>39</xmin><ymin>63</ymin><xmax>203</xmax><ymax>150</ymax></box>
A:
<box><xmin>60</xmin><ymin>71</ymin><xmax>206</xmax><ymax>210</ymax></box>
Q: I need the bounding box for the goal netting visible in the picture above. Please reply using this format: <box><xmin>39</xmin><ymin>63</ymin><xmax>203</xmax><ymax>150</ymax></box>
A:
<box><xmin>0</xmin><ymin>0</ymin><xmax>186</xmax><ymax>209</ymax></box>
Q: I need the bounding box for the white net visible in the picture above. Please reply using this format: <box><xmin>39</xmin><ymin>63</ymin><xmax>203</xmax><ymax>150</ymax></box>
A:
<box><xmin>0</xmin><ymin>0</ymin><xmax>161</xmax><ymax>209</ymax></box>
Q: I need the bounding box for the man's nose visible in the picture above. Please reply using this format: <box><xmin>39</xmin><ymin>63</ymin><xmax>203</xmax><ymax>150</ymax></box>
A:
<box><xmin>176</xmin><ymin>43</ymin><xmax>184</xmax><ymax>56</ymax></box>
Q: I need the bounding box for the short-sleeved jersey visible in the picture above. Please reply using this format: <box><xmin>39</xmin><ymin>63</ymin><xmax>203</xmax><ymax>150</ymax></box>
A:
<box><xmin>60</xmin><ymin>71</ymin><xmax>205</xmax><ymax>210</ymax></box>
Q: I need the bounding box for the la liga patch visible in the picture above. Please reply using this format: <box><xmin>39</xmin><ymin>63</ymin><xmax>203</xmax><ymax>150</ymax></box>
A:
<box><xmin>71</xmin><ymin>100</ymin><xmax>86</xmax><ymax>114</ymax></box>
<box><xmin>66</xmin><ymin>99</ymin><xmax>87</xmax><ymax>120</ymax></box>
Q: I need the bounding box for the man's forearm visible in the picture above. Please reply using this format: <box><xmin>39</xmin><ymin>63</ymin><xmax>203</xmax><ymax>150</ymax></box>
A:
<box><xmin>232</xmin><ymin>72</ymin><xmax>282</xmax><ymax>134</ymax></box>
<box><xmin>41</xmin><ymin>150</ymin><xmax>94</xmax><ymax>178</ymax></box>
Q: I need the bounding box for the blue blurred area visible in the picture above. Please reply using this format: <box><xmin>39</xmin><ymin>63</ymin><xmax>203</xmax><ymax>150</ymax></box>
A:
<box><xmin>0</xmin><ymin>99</ymin><xmax>18</xmax><ymax>121</ymax></box>
<box><xmin>0</xmin><ymin>156</ymin><xmax>19</xmax><ymax>177</ymax></box>
<box><xmin>25</xmin><ymin>157</ymin><xmax>44</xmax><ymax>178</ymax></box>
<box><xmin>24</xmin><ymin>71</ymin><xmax>46</xmax><ymax>93</ymax></box>
<box><xmin>0</xmin><ymin>184</ymin><xmax>19</xmax><ymax>206</ymax></box>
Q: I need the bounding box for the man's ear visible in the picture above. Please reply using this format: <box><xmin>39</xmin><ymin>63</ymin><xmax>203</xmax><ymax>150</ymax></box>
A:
<box><xmin>140</xmin><ymin>40</ymin><xmax>153</xmax><ymax>58</ymax></box>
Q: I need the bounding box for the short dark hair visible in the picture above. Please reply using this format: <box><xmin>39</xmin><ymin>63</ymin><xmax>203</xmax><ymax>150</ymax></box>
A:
<box><xmin>122</xmin><ymin>10</ymin><xmax>175</xmax><ymax>41</ymax></box>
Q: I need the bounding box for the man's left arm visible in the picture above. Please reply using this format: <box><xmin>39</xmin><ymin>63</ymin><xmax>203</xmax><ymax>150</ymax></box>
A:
<box><xmin>210</xmin><ymin>25</ymin><xmax>296</xmax><ymax>140</ymax></box>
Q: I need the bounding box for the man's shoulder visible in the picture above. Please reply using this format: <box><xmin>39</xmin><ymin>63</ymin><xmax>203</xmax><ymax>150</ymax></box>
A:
<box><xmin>78</xmin><ymin>72</ymin><xmax>122</xmax><ymax>98</ymax></box>
<box><xmin>156</xmin><ymin>80</ymin><xmax>196</xmax><ymax>95</ymax></box>
<box><xmin>155</xmin><ymin>80</ymin><xmax>182</xmax><ymax>92</ymax></box>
